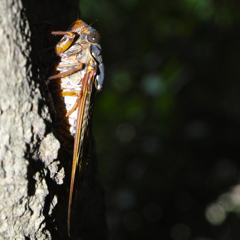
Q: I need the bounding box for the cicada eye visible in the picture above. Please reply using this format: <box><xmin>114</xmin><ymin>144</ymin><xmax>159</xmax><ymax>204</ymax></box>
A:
<box><xmin>87</xmin><ymin>31</ymin><xmax>100</xmax><ymax>43</ymax></box>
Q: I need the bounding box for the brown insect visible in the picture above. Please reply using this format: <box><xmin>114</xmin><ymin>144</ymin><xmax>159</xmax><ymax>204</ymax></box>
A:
<box><xmin>47</xmin><ymin>19</ymin><xmax>104</xmax><ymax>235</ymax></box>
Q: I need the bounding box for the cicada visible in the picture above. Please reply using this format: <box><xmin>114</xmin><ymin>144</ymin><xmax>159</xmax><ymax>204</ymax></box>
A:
<box><xmin>47</xmin><ymin>19</ymin><xmax>104</xmax><ymax>235</ymax></box>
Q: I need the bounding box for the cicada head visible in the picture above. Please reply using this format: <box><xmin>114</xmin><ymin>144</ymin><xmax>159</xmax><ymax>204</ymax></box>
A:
<box><xmin>82</xmin><ymin>26</ymin><xmax>104</xmax><ymax>91</ymax></box>
<box><xmin>68</xmin><ymin>20</ymin><xmax>88</xmax><ymax>34</ymax></box>
<box><xmin>69</xmin><ymin>20</ymin><xmax>105</xmax><ymax>91</ymax></box>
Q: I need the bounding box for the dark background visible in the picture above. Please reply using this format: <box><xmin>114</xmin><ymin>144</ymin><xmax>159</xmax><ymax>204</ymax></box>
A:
<box><xmin>41</xmin><ymin>0</ymin><xmax>240</xmax><ymax>239</ymax></box>
<box><xmin>81</xmin><ymin>1</ymin><xmax>240</xmax><ymax>240</ymax></box>
<box><xmin>83</xmin><ymin>1</ymin><xmax>240</xmax><ymax>240</ymax></box>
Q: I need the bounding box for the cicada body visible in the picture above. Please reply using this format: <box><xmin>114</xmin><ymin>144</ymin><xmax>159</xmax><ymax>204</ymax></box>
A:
<box><xmin>48</xmin><ymin>20</ymin><xmax>104</xmax><ymax>235</ymax></box>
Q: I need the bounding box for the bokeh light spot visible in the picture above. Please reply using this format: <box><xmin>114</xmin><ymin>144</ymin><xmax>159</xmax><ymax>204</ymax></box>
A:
<box><xmin>205</xmin><ymin>203</ymin><xmax>226</xmax><ymax>225</ymax></box>
<box><xmin>214</xmin><ymin>158</ymin><xmax>237</xmax><ymax>180</ymax></box>
<box><xmin>170</xmin><ymin>223</ymin><xmax>191</xmax><ymax>240</ymax></box>
<box><xmin>141</xmin><ymin>135</ymin><xmax>160</xmax><ymax>154</ymax></box>
<box><xmin>184</xmin><ymin>120</ymin><xmax>209</xmax><ymax>140</ymax></box>
<box><xmin>116</xmin><ymin>123</ymin><xmax>136</xmax><ymax>142</ymax></box>
<box><xmin>112</xmin><ymin>71</ymin><xmax>131</xmax><ymax>92</ymax></box>
<box><xmin>141</xmin><ymin>74</ymin><xmax>166</xmax><ymax>96</ymax></box>
<box><xmin>231</xmin><ymin>185</ymin><xmax>240</xmax><ymax>207</ymax></box>
<box><xmin>115</xmin><ymin>189</ymin><xmax>135</xmax><ymax>210</ymax></box>
<box><xmin>182</xmin><ymin>0</ymin><xmax>214</xmax><ymax>20</ymax></box>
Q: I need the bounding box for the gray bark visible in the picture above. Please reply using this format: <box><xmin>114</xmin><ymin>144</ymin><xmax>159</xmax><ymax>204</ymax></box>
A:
<box><xmin>0</xmin><ymin>0</ymin><xmax>62</xmax><ymax>239</ymax></box>
<box><xmin>0</xmin><ymin>0</ymin><xmax>107</xmax><ymax>239</ymax></box>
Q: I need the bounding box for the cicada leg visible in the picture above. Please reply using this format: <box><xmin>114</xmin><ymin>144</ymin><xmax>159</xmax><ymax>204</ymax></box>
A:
<box><xmin>51</xmin><ymin>31</ymin><xmax>76</xmax><ymax>55</ymax></box>
<box><xmin>51</xmin><ymin>89</ymin><xmax>79</xmax><ymax>97</ymax></box>
<box><xmin>65</xmin><ymin>97</ymin><xmax>80</xmax><ymax>118</ymax></box>
<box><xmin>54</xmin><ymin>90</ymin><xmax>83</xmax><ymax>118</ymax></box>
<box><xmin>48</xmin><ymin>63</ymin><xmax>84</xmax><ymax>80</ymax></box>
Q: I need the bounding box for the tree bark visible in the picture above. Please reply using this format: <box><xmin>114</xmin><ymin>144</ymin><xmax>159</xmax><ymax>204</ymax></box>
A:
<box><xmin>0</xmin><ymin>1</ymin><xmax>107</xmax><ymax>239</ymax></box>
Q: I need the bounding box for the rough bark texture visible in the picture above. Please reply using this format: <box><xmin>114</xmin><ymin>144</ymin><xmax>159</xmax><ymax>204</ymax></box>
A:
<box><xmin>0</xmin><ymin>0</ymin><xmax>107</xmax><ymax>239</ymax></box>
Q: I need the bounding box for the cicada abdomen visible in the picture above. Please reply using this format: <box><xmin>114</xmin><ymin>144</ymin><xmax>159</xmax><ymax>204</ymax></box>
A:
<box><xmin>48</xmin><ymin>19</ymin><xmax>104</xmax><ymax>235</ymax></box>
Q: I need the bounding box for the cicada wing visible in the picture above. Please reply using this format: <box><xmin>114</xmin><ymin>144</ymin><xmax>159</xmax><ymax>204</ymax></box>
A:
<box><xmin>67</xmin><ymin>67</ymin><xmax>97</xmax><ymax>235</ymax></box>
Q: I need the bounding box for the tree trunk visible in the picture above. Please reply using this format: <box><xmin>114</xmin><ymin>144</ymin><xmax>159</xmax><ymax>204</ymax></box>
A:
<box><xmin>0</xmin><ymin>0</ymin><xmax>107</xmax><ymax>239</ymax></box>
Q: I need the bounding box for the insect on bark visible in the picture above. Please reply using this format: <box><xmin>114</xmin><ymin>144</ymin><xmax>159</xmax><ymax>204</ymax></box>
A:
<box><xmin>47</xmin><ymin>19</ymin><xmax>104</xmax><ymax>236</ymax></box>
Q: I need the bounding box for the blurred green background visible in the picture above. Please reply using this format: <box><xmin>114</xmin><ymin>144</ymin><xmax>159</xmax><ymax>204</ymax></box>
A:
<box><xmin>80</xmin><ymin>0</ymin><xmax>240</xmax><ymax>239</ymax></box>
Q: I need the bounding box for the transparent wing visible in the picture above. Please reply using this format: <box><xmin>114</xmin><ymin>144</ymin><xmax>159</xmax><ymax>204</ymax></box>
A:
<box><xmin>67</xmin><ymin>67</ymin><xmax>97</xmax><ymax>235</ymax></box>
